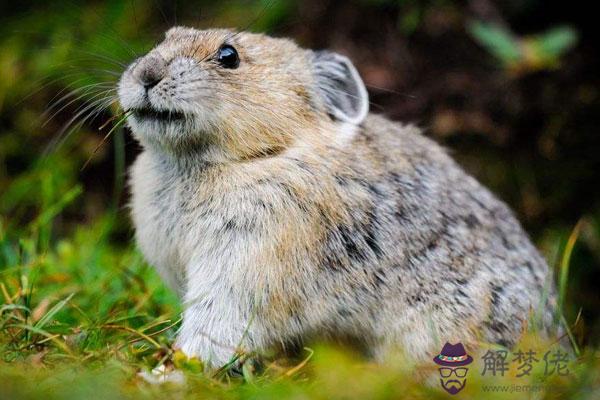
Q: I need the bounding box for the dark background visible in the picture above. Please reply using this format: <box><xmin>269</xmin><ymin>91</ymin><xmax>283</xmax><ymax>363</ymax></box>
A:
<box><xmin>1</xmin><ymin>0</ymin><xmax>598</xmax><ymax>344</ymax></box>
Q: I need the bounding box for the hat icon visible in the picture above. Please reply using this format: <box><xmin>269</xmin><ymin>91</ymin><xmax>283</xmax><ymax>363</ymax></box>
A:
<box><xmin>433</xmin><ymin>342</ymin><xmax>473</xmax><ymax>367</ymax></box>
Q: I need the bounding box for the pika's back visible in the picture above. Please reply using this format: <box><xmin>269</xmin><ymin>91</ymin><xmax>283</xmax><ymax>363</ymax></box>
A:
<box><xmin>251</xmin><ymin>113</ymin><xmax>555</xmax><ymax>352</ymax></box>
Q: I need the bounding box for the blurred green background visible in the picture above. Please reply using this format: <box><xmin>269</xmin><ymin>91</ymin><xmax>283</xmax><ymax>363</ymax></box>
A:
<box><xmin>0</xmin><ymin>1</ymin><xmax>599</xmax><ymax>397</ymax></box>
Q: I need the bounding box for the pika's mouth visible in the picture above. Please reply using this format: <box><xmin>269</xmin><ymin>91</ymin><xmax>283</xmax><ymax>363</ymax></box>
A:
<box><xmin>131</xmin><ymin>107</ymin><xmax>186</xmax><ymax>122</ymax></box>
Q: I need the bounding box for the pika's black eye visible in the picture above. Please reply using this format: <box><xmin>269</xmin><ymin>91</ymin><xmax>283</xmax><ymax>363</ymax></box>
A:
<box><xmin>217</xmin><ymin>45</ymin><xmax>239</xmax><ymax>69</ymax></box>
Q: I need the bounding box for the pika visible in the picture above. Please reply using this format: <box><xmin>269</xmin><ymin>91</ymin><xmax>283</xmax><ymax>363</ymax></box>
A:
<box><xmin>119</xmin><ymin>27</ymin><xmax>557</xmax><ymax>369</ymax></box>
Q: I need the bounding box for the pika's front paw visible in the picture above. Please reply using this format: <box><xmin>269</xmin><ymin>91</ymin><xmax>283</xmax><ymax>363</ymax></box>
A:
<box><xmin>175</xmin><ymin>334</ymin><xmax>241</xmax><ymax>371</ymax></box>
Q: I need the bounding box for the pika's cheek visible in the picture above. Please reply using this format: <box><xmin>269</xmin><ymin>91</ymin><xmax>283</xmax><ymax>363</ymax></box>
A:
<box><xmin>169</xmin><ymin>57</ymin><xmax>197</xmax><ymax>75</ymax></box>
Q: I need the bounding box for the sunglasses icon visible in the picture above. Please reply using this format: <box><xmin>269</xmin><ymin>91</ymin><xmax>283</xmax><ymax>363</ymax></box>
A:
<box><xmin>439</xmin><ymin>367</ymin><xmax>468</xmax><ymax>378</ymax></box>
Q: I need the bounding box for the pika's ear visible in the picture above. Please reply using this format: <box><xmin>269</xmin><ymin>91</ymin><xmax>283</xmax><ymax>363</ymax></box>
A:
<box><xmin>311</xmin><ymin>51</ymin><xmax>369</xmax><ymax>125</ymax></box>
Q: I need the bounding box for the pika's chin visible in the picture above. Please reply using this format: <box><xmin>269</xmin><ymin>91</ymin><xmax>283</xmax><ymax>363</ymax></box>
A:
<box><xmin>127</xmin><ymin>110</ymin><xmax>214</xmax><ymax>155</ymax></box>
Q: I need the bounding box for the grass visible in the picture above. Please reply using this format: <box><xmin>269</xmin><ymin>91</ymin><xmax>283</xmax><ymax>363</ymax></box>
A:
<box><xmin>0</xmin><ymin>152</ymin><xmax>599</xmax><ymax>400</ymax></box>
<box><xmin>1</xmin><ymin>2</ymin><xmax>599</xmax><ymax>398</ymax></box>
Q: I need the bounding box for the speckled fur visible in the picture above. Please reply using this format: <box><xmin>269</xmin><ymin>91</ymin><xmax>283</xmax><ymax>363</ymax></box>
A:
<box><xmin>120</xmin><ymin>28</ymin><xmax>557</xmax><ymax>369</ymax></box>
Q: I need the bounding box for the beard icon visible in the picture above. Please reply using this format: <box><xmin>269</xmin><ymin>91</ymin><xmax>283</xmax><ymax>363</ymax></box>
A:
<box><xmin>440</xmin><ymin>376</ymin><xmax>467</xmax><ymax>395</ymax></box>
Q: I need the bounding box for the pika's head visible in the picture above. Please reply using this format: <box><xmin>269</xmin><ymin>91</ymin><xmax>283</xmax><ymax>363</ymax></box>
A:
<box><xmin>118</xmin><ymin>27</ymin><xmax>368</xmax><ymax>159</ymax></box>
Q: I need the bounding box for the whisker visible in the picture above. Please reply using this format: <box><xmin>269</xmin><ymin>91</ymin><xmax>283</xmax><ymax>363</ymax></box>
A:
<box><xmin>365</xmin><ymin>83</ymin><xmax>418</xmax><ymax>99</ymax></box>
<box><xmin>81</xmin><ymin>110</ymin><xmax>133</xmax><ymax>171</ymax></box>
<box><xmin>60</xmin><ymin>0</ymin><xmax>140</xmax><ymax>58</ymax></box>
<box><xmin>74</xmin><ymin>49</ymin><xmax>129</xmax><ymax>69</ymax></box>
<box><xmin>177</xmin><ymin>76</ymin><xmax>387</xmax><ymax>111</ymax></box>
<box><xmin>45</xmin><ymin>81</ymin><xmax>115</xmax><ymax>113</ymax></box>
<box><xmin>44</xmin><ymin>94</ymin><xmax>118</xmax><ymax>155</ymax></box>
<box><xmin>43</xmin><ymin>85</ymin><xmax>116</xmax><ymax>127</ymax></box>
<box><xmin>17</xmin><ymin>74</ymin><xmax>91</xmax><ymax>106</ymax></box>
<box><xmin>227</xmin><ymin>0</ymin><xmax>278</xmax><ymax>41</ymax></box>
<box><xmin>19</xmin><ymin>67</ymin><xmax>114</xmax><ymax>107</ymax></box>
<box><xmin>150</xmin><ymin>0</ymin><xmax>171</xmax><ymax>27</ymax></box>
<box><xmin>318</xmin><ymin>81</ymin><xmax>385</xmax><ymax>111</ymax></box>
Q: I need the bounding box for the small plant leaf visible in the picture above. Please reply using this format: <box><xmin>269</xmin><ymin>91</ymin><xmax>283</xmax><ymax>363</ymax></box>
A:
<box><xmin>468</xmin><ymin>21</ymin><xmax>522</xmax><ymax>65</ymax></box>
<box><xmin>536</xmin><ymin>26</ymin><xmax>578</xmax><ymax>58</ymax></box>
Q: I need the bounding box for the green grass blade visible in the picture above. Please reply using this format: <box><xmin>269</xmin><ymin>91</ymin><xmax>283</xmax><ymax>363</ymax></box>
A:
<box><xmin>34</xmin><ymin>293</ymin><xmax>75</xmax><ymax>330</ymax></box>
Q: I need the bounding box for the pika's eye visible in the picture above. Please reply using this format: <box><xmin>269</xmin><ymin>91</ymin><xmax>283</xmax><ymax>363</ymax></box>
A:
<box><xmin>217</xmin><ymin>45</ymin><xmax>239</xmax><ymax>69</ymax></box>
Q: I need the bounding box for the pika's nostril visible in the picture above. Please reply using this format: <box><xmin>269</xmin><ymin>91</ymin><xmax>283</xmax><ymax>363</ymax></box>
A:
<box><xmin>139</xmin><ymin>70</ymin><xmax>162</xmax><ymax>89</ymax></box>
<box><xmin>133</xmin><ymin>54</ymin><xmax>167</xmax><ymax>90</ymax></box>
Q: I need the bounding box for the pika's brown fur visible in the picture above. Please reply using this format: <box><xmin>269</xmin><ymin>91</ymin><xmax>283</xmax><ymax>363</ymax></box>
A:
<box><xmin>119</xmin><ymin>28</ymin><xmax>557</xmax><ymax>369</ymax></box>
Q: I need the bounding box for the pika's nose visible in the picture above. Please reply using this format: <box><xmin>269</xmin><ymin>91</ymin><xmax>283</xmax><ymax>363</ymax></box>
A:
<box><xmin>133</xmin><ymin>54</ymin><xmax>167</xmax><ymax>90</ymax></box>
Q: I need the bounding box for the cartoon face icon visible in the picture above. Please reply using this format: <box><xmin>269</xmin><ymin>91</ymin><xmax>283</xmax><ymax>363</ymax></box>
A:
<box><xmin>433</xmin><ymin>342</ymin><xmax>473</xmax><ymax>395</ymax></box>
